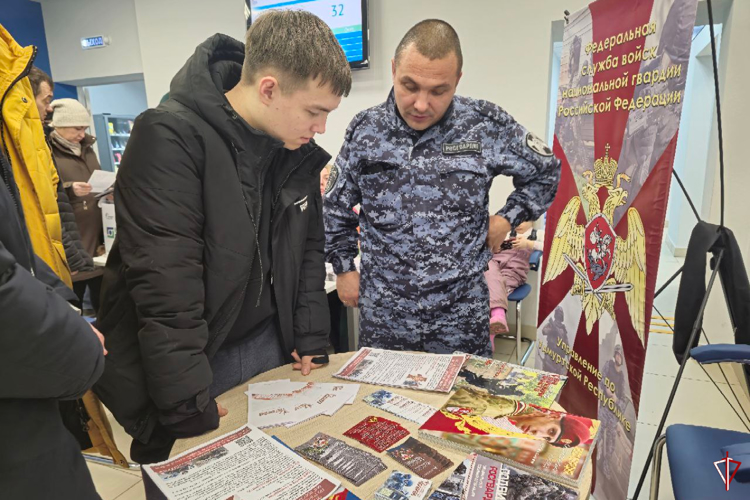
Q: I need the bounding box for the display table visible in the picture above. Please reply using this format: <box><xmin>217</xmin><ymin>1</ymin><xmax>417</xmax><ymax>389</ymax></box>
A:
<box><xmin>172</xmin><ymin>353</ymin><xmax>592</xmax><ymax>499</ymax></box>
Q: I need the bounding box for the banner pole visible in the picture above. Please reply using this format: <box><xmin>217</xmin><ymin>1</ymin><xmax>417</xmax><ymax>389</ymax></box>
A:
<box><xmin>706</xmin><ymin>0</ymin><xmax>725</xmax><ymax>229</ymax></box>
<box><xmin>653</xmin><ymin>265</ymin><xmax>684</xmax><ymax>299</ymax></box>
<box><xmin>671</xmin><ymin>170</ymin><xmax>702</xmax><ymax>222</ymax></box>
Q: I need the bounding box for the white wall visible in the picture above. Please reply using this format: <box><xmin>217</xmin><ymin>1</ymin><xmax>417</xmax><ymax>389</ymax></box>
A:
<box><xmin>704</xmin><ymin>0</ymin><xmax>750</xmax><ymax>393</ymax></box>
<box><xmin>86</xmin><ymin>80</ymin><xmax>148</xmax><ymax>117</ymax></box>
<box><xmin>666</xmin><ymin>26</ymin><xmax>721</xmax><ymax>254</ymax></box>
<box><xmin>547</xmin><ymin>43</ymin><xmax>563</xmax><ymax>146</ymax></box>
<box><xmin>132</xmin><ymin>0</ymin><xmax>246</xmax><ymax>107</ymax></box>
<box><xmin>40</xmin><ymin>0</ymin><xmax>143</xmax><ymax>85</ymax></box>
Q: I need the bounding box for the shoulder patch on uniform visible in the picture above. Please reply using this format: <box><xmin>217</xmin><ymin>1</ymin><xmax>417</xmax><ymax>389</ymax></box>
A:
<box><xmin>526</xmin><ymin>132</ymin><xmax>554</xmax><ymax>157</ymax></box>
<box><xmin>325</xmin><ymin>164</ymin><xmax>340</xmax><ymax>195</ymax></box>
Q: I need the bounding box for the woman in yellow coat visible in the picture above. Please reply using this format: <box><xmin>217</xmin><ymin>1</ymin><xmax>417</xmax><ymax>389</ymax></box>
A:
<box><xmin>0</xmin><ymin>24</ymin><xmax>71</xmax><ymax>287</ymax></box>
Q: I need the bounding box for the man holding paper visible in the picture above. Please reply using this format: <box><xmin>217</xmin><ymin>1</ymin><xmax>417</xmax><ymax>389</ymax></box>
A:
<box><xmin>48</xmin><ymin>98</ymin><xmax>106</xmax><ymax>312</ymax></box>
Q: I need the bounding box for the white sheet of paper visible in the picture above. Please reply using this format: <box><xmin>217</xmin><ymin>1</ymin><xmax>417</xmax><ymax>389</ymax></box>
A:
<box><xmin>246</xmin><ymin>379</ymin><xmax>291</xmax><ymax>394</ymax></box>
<box><xmin>88</xmin><ymin>170</ymin><xmax>117</xmax><ymax>193</ymax></box>
<box><xmin>334</xmin><ymin>348</ymin><xmax>466</xmax><ymax>393</ymax></box>
<box><xmin>143</xmin><ymin>425</ymin><xmax>340</xmax><ymax>500</ymax></box>
<box><xmin>363</xmin><ymin>390</ymin><xmax>438</xmax><ymax>425</ymax></box>
<box><xmin>246</xmin><ymin>380</ymin><xmax>359</xmax><ymax>428</ymax></box>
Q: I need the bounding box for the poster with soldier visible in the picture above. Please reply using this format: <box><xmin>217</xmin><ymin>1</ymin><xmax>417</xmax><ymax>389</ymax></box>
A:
<box><xmin>536</xmin><ymin>0</ymin><xmax>699</xmax><ymax>499</ymax></box>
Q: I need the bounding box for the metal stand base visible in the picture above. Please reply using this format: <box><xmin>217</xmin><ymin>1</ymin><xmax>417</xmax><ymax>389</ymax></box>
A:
<box><xmin>83</xmin><ymin>453</ymin><xmax>140</xmax><ymax>471</ymax></box>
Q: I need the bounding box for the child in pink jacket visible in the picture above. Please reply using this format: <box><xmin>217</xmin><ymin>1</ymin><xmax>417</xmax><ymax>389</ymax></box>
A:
<box><xmin>485</xmin><ymin>222</ymin><xmax>544</xmax><ymax>348</ymax></box>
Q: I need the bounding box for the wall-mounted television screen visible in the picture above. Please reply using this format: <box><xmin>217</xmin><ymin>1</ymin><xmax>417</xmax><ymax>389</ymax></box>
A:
<box><xmin>245</xmin><ymin>0</ymin><xmax>370</xmax><ymax>69</ymax></box>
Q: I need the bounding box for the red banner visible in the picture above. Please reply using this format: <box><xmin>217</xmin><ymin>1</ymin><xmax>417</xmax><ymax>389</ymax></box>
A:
<box><xmin>536</xmin><ymin>1</ymin><xmax>699</xmax><ymax>498</ymax></box>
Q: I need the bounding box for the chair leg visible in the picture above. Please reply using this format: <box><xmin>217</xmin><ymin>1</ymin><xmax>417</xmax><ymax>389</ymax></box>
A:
<box><xmin>516</xmin><ymin>301</ymin><xmax>522</xmax><ymax>364</ymax></box>
<box><xmin>520</xmin><ymin>340</ymin><xmax>534</xmax><ymax>365</ymax></box>
<box><xmin>649</xmin><ymin>434</ymin><xmax>667</xmax><ymax>500</ymax></box>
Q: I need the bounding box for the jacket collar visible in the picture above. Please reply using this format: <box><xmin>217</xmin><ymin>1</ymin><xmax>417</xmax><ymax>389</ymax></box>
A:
<box><xmin>50</xmin><ymin>132</ymin><xmax>96</xmax><ymax>156</ymax></box>
<box><xmin>81</xmin><ymin>134</ymin><xmax>96</xmax><ymax>149</ymax></box>
<box><xmin>385</xmin><ymin>87</ymin><xmax>457</xmax><ymax>142</ymax></box>
<box><xmin>168</xmin><ymin>34</ymin><xmax>286</xmax><ymax>163</ymax></box>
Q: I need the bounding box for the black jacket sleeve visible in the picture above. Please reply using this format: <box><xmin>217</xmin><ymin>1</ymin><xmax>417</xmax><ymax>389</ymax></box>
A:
<box><xmin>293</xmin><ymin>191</ymin><xmax>331</xmax><ymax>356</ymax></box>
<box><xmin>56</xmin><ymin>177</ymin><xmax>94</xmax><ymax>273</ymax></box>
<box><xmin>33</xmin><ymin>253</ymin><xmax>79</xmax><ymax>304</ymax></box>
<box><xmin>114</xmin><ymin>110</ymin><xmax>215</xmax><ymax>426</ymax></box>
<box><xmin>0</xmin><ymin>242</ymin><xmax>104</xmax><ymax>400</ymax></box>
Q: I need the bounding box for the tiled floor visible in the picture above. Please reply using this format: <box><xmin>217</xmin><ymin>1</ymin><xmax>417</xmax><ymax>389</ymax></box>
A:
<box><xmin>86</xmin><ymin>248</ymin><xmax>750</xmax><ymax>500</ymax></box>
<box><xmin>85</xmin><ymin>408</ymin><xmax>143</xmax><ymax>500</ymax></box>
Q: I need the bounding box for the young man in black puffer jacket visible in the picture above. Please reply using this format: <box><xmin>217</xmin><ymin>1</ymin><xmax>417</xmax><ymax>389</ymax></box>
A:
<box><xmin>94</xmin><ymin>10</ymin><xmax>352</xmax><ymax>463</ymax></box>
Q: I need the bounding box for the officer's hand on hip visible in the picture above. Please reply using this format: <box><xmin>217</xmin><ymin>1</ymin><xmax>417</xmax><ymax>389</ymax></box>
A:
<box><xmin>337</xmin><ymin>271</ymin><xmax>360</xmax><ymax>308</ymax></box>
<box><xmin>487</xmin><ymin>216</ymin><xmax>512</xmax><ymax>253</ymax></box>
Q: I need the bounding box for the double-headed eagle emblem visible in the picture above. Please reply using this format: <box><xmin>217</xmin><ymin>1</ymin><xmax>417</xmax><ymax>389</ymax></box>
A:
<box><xmin>543</xmin><ymin>145</ymin><xmax>647</xmax><ymax>345</ymax></box>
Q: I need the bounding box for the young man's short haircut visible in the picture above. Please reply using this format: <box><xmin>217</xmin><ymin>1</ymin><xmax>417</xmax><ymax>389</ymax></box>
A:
<box><xmin>243</xmin><ymin>10</ymin><xmax>352</xmax><ymax>97</ymax></box>
<box><xmin>28</xmin><ymin>66</ymin><xmax>54</xmax><ymax>97</ymax></box>
<box><xmin>394</xmin><ymin>19</ymin><xmax>463</xmax><ymax>74</ymax></box>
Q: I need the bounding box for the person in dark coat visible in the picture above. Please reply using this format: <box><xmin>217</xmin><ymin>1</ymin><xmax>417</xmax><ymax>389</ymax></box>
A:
<box><xmin>94</xmin><ymin>10</ymin><xmax>352</xmax><ymax>463</ymax></box>
<box><xmin>48</xmin><ymin>98</ymin><xmax>105</xmax><ymax>312</ymax></box>
<box><xmin>0</xmin><ymin>146</ymin><xmax>105</xmax><ymax>496</ymax></box>
<box><xmin>28</xmin><ymin>68</ymin><xmax>96</xmax><ymax>283</ymax></box>
<box><xmin>56</xmin><ymin>170</ymin><xmax>96</xmax><ymax>276</ymax></box>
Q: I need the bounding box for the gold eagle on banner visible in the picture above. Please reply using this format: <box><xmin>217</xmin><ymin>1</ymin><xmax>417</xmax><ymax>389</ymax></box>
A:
<box><xmin>543</xmin><ymin>145</ymin><xmax>647</xmax><ymax>345</ymax></box>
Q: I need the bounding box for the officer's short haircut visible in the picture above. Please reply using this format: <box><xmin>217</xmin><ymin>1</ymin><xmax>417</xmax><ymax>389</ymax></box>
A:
<box><xmin>242</xmin><ymin>10</ymin><xmax>352</xmax><ymax>97</ymax></box>
<box><xmin>395</xmin><ymin>19</ymin><xmax>463</xmax><ymax>74</ymax></box>
<box><xmin>28</xmin><ymin>67</ymin><xmax>54</xmax><ymax>97</ymax></box>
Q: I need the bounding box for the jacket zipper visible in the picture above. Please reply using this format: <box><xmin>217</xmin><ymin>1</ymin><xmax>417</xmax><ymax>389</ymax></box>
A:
<box><xmin>268</xmin><ymin>148</ymin><xmax>320</xmax><ymax>303</ymax></box>
<box><xmin>267</xmin><ymin>147</ymin><xmax>323</xmax><ymax>356</ymax></box>
<box><xmin>207</xmin><ymin>144</ymin><xmax>322</xmax><ymax>348</ymax></box>
<box><xmin>208</xmin><ymin>143</ymin><xmax>275</xmax><ymax>343</ymax></box>
<box><xmin>253</xmin><ymin>155</ymin><xmax>268</xmax><ymax>307</ymax></box>
<box><xmin>0</xmin><ymin>46</ymin><xmax>38</xmax><ymax>275</ymax></box>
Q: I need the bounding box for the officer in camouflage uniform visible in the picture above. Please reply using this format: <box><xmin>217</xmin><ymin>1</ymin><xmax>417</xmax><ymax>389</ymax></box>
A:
<box><xmin>324</xmin><ymin>20</ymin><xmax>560</xmax><ymax>356</ymax></box>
